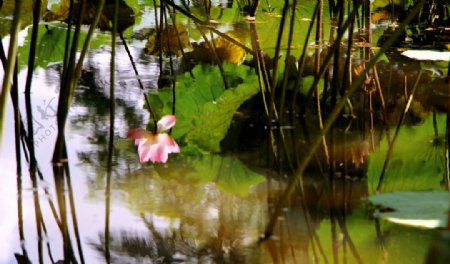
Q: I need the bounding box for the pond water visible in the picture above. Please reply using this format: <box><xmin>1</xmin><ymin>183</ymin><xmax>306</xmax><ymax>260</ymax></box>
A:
<box><xmin>0</xmin><ymin>0</ymin><xmax>449</xmax><ymax>263</ymax></box>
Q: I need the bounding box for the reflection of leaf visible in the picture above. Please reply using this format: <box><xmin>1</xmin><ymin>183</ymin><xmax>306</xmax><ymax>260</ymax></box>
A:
<box><xmin>367</xmin><ymin>114</ymin><xmax>445</xmax><ymax>193</ymax></box>
<box><xmin>155</xmin><ymin>155</ymin><xmax>265</xmax><ymax>196</ymax></box>
<box><xmin>369</xmin><ymin>191</ymin><xmax>450</xmax><ymax>228</ymax></box>
<box><xmin>315</xmin><ymin>208</ymin><xmax>437</xmax><ymax>263</ymax></box>
<box><xmin>149</xmin><ymin>63</ymin><xmax>259</xmax><ymax>152</ymax></box>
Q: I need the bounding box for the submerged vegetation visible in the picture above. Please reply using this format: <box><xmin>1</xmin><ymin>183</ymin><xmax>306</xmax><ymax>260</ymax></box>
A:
<box><xmin>1</xmin><ymin>0</ymin><xmax>450</xmax><ymax>263</ymax></box>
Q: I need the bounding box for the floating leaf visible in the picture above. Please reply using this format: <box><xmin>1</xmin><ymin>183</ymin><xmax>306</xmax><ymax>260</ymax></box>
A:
<box><xmin>368</xmin><ymin>191</ymin><xmax>450</xmax><ymax>229</ymax></box>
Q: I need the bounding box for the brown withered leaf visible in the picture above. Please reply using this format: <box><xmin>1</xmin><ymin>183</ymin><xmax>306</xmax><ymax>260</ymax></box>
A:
<box><xmin>187</xmin><ymin>33</ymin><xmax>246</xmax><ymax>64</ymax></box>
<box><xmin>43</xmin><ymin>0</ymin><xmax>135</xmax><ymax>32</ymax></box>
<box><xmin>145</xmin><ymin>23</ymin><xmax>191</xmax><ymax>56</ymax></box>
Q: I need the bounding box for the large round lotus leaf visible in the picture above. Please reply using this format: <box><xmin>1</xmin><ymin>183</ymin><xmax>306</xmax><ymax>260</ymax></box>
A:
<box><xmin>368</xmin><ymin>191</ymin><xmax>450</xmax><ymax>229</ymax></box>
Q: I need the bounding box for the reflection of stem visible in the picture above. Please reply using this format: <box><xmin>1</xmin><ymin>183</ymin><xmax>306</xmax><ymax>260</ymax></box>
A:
<box><xmin>1</xmin><ymin>40</ymin><xmax>63</xmax><ymax>231</ymax></box>
<box><xmin>51</xmin><ymin>2</ymin><xmax>106</xmax><ymax>262</ymax></box>
<box><xmin>105</xmin><ymin>1</ymin><xmax>119</xmax><ymax>262</ymax></box>
<box><xmin>312</xmin><ymin>231</ymin><xmax>329</xmax><ymax>264</ymax></box>
<box><xmin>446</xmin><ymin>58</ymin><xmax>450</xmax><ymax>191</ymax></box>
<box><xmin>53</xmin><ymin>163</ymin><xmax>71</xmax><ymax>262</ymax></box>
<box><xmin>376</xmin><ymin>71</ymin><xmax>423</xmax><ymax>192</ymax></box>
<box><xmin>0</xmin><ymin>37</ymin><xmax>65</xmax><ymax>262</ymax></box>
<box><xmin>335</xmin><ymin>213</ymin><xmax>363</xmax><ymax>264</ymax></box>
<box><xmin>264</xmin><ymin>0</ymin><xmax>426</xmax><ymax>237</ymax></box>
<box><xmin>64</xmin><ymin>155</ymin><xmax>86</xmax><ymax>264</ymax></box>
<box><xmin>9</xmin><ymin>45</ymin><xmax>29</xmax><ymax>260</ymax></box>
<box><xmin>433</xmin><ymin>110</ymin><xmax>439</xmax><ymax>138</ymax></box>
<box><xmin>330</xmin><ymin>183</ymin><xmax>339</xmax><ymax>264</ymax></box>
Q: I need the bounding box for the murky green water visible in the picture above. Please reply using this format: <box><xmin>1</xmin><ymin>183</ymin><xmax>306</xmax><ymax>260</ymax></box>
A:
<box><xmin>1</xmin><ymin>0</ymin><xmax>449</xmax><ymax>263</ymax></box>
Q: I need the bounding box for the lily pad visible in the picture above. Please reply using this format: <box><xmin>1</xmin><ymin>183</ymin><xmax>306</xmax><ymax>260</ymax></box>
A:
<box><xmin>368</xmin><ymin>191</ymin><xmax>450</xmax><ymax>229</ymax></box>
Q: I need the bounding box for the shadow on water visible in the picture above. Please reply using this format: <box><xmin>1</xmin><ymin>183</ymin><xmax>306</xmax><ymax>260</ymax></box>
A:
<box><xmin>1</xmin><ymin>0</ymin><xmax>450</xmax><ymax>263</ymax></box>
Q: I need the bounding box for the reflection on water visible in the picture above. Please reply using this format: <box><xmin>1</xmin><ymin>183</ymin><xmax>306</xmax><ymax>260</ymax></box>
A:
<box><xmin>1</xmin><ymin>1</ymin><xmax>449</xmax><ymax>264</ymax></box>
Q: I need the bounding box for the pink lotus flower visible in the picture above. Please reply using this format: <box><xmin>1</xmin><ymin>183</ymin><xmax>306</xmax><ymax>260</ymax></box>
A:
<box><xmin>127</xmin><ymin>115</ymin><xmax>180</xmax><ymax>163</ymax></box>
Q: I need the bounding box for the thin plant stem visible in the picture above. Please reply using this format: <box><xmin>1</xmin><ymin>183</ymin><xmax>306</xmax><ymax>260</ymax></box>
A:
<box><xmin>268</xmin><ymin>0</ymin><xmax>289</xmax><ymax>120</ymax></box>
<box><xmin>162</xmin><ymin>6</ymin><xmax>178</xmax><ymax>93</ymax></box>
<box><xmin>364</xmin><ymin>0</ymin><xmax>372</xmax><ymax>44</ymax></box>
<box><xmin>0</xmin><ymin>0</ymin><xmax>23</xmax><ymax>146</ymax></box>
<box><xmin>163</xmin><ymin>0</ymin><xmax>253</xmax><ymax>54</ymax></box>
<box><xmin>62</xmin><ymin>0</ymin><xmax>75</xmax><ymax>72</ymax></box>
<box><xmin>54</xmin><ymin>0</ymin><xmax>87</xmax><ymax>163</ymax></box>
<box><xmin>300</xmin><ymin>2</ymin><xmax>362</xmax><ymax>116</ymax></box>
<box><xmin>209</xmin><ymin>31</ymin><xmax>229</xmax><ymax>90</ymax></box>
<box><xmin>119</xmin><ymin>32</ymin><xmax>157</xmax><ymax>129</ymax></box>
<box><xmin>314</xmin><ymin>0</ymin><xmax>330</xmax><ymax>168</ymax></box>
<box><xmin>23</xmin><ymin>5</ymin><xmax>43</xmax><ymax>262</ymax></box>
<box><xmin>445</xmin><ymin>55</ymin><xmax>450</xmax><ymax>191</ymax></box>
<box><xmin>373</xmin><ymin>65</ymin><xmax>392</xmax><ymax>145</ymax></box>
<box><xmin>291</xmin><ymin>1</ymin><xmax>319</xmax><ymax>110</ymax></box>
<box><xmin>279</xmin><ymin>0</ymin><xmax>297</xmax><ymax>122</ymax></box>
<box><xmin>263</xmin><ymin>0</ymin><xmax>425</xmax><ymax>237</ymax></box>
<box><xmin>158</xmin><ymin>0</ymin><xmax>164</xmax><ymax>84</ymax></box>
<box><xmin>54</xmin><ymin>0</ymin><xmax>105</xmax><ymax>163</ymax></box>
